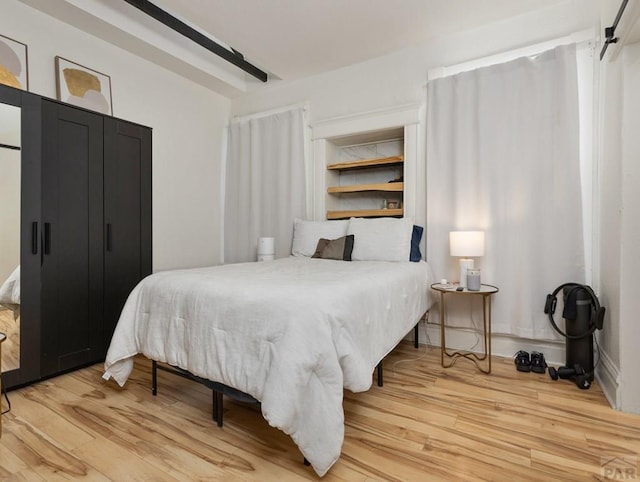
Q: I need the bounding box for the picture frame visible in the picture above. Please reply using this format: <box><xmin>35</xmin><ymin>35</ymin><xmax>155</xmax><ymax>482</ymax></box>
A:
<box><xmin>55</xmin><ymin>56</ymin><xmax>113</xmax><ymax>115</ymax></box>
<box><xmin>0</xmin><ymin>33</ymin><xmax>29</xmax><ymax>90</ymax></box>
<box><xmin>385</xmin><ymin>200</ymin><xmax>399</xmax><ymax>210</ymax></box>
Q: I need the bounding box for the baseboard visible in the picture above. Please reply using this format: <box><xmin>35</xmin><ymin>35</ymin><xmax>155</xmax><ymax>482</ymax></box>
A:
<box><xmin>595</xmin><ymin>347</ymin><xmax>620</xmax><ymax>410</ymax></box>
<box><xmin>414</xmin><ymin>320</ymin><xmax>564</xmax><ymax>364</ymax></box>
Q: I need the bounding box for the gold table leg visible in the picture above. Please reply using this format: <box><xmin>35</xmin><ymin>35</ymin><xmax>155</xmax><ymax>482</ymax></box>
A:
<box><xmin>440</xmin><ymin>292</ymin><xmax>492</xmax><ymax>374</ymax></box>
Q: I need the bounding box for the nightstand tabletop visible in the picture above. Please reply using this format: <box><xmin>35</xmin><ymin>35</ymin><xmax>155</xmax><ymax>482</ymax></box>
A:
<box><xmin>431</xmin><ymin>283</ymin><xmax>499</xmax><ymax>294</ymax></box>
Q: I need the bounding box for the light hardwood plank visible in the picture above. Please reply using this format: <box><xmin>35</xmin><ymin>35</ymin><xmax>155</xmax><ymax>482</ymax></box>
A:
<box><xmin>71</xmin><ymin>437</ymin><xmax>174</xmax><ymax>481</ymax></box>
<box><xmin>1</xmin><ymin>417</ymin><xmax>106</xmax><ymax>480</ymax></box>
<box><xmin>1</xmin><ymin>342</ymin><xmax>640</xmax><ymax>480</ymax></box>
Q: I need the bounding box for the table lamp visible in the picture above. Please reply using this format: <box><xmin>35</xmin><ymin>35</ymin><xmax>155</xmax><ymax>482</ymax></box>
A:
<box><xmin>449</xmin><ymin>231</ymin><xmax>484</xmax><ymax>288</ymax></box>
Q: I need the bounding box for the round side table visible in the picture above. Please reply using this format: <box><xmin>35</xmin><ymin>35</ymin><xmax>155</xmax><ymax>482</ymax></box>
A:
<box><xmin>431</xmin><ymin>283</ymin><xmax>499</xmax><ymax>374</ymax></box>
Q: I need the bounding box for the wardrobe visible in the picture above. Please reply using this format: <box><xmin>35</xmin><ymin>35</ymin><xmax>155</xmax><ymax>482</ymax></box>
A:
<box><xmin>0</xmin><ymin>83</ymin><xmax>152</xmax><ymax>389</ymax></box>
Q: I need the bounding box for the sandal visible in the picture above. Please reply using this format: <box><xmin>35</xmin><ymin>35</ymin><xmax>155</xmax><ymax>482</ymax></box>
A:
<box><xmin>530</xmin><ymin>351</ymin><xmax>547</xmax><ymax>374</ymax></box>
<box><xmin>514</xmin><ymin>350</ymin><xmax>531</xmax><ymax>372</ymax></box>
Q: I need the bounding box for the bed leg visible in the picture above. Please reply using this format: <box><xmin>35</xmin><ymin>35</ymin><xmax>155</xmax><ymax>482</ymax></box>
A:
<box><xmin>377</xmin><ymin>360</ymin><xmax>383</xmax><ymax>387</ymax></box>
<box><xmin>303</xmin><ymin>457</ymin><xmax>310</xmax><ymax>466</ymax></box>
<box><xmin>414</xmin><ymin>323</ymin><xmax>419</xmax><ymax>349</ymax></box>
<box><xmin>152</xmin><ymin>360</ymin><xmax>157</xmax><ymax>396</ymax></box>
<box><xmin>213</xmin><ymin>391</ymin><xmax>223</xmax><ymax>427</ymax></box>
<box><xmin>212</xmin><ymin>389</ymin><xmax>217</xmax><ymax>422</ymax></box>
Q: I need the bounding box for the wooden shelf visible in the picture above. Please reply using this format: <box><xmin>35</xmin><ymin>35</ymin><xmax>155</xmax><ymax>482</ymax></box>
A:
<box><xmin>326</xmin><ymin>208</ymin><xmax>403</xmax><ymax>220</ymax></box>
<box><xmin>326</xmin><ymin>149</ymin><xmax>404</xmax><ymax>220</ymax></box>
<box><xmin>327</xmin><ymin>182</ymin><xmax>403</xmax><ymax>194</ymax></box>
<box><xmin>327</xmin><ymin>155</ymin><xmax>403</xmax><ymax>171</ymax></box>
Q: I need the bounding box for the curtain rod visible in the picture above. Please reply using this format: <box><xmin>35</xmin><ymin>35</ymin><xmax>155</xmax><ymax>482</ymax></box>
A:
<box><xmin>428</xmin><ymin>29</ymin><xmax>594</xmax><ymax>81</ymax></box>
<box><xmin>123</xmin><ymin>0</ymin><xmax>268</xmax><ymax>82</ymax></box>
<box><xmin>600</xmin><ymin>0</ymin><xmax>630</xmax><ymax>60</ymax></box>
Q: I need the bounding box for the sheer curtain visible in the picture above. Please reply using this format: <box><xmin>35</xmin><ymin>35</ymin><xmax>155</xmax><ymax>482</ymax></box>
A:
<box><xmin>426</xmin><ymin>44</ymin><xmax>584</xmax><ymax>339</ymax></box>
<box><xmin>224</xmin><ymin>107</ymin><xmax>306</xmax><ymax>263</ymax></box>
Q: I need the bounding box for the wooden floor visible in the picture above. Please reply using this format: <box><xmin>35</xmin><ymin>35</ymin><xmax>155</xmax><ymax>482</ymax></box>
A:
<box><xmin>1</xmin><ymin>341</ymin><xmax>639</xmax><ymax>481</ymax></box>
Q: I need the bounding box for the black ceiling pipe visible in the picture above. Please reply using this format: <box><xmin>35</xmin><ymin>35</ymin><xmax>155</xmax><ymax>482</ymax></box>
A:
<box><xmin>123</xmin><ymin>0</ymin><xmax>268</xmax><ymax>82</ymax></box>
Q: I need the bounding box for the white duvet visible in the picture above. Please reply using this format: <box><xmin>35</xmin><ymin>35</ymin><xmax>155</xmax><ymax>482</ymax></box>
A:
<box><xmin>103</xmin><ymin>257</ymin><xmax>431</xmax><ymax>476</ymax></box>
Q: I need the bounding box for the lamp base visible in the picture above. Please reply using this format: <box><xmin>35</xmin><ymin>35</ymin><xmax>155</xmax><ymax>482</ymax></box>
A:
<box><xmin>459</xmin><ymin>258</ymin><xmax>474</xmax><ymax>288</ymax></box>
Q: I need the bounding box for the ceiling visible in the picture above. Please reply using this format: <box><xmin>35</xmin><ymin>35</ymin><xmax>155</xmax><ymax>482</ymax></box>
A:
<box><xmin>150</xmin><ymin>0</ymin><xmax>571</xmax><ymax>82</ymax></box>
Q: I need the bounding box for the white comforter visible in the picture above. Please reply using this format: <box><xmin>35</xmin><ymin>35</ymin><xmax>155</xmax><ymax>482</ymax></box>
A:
<box><xmin>103</xmin><ymin>257</ymin><xmax>431</xmax><ymax>476</ymax></box>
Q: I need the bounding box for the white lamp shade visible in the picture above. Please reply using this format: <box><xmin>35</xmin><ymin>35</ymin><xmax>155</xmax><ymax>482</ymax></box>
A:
<box><xmin>449</xmin><ymin>231</ymin><xmax>485</xmax><ymax>257</ymax></box>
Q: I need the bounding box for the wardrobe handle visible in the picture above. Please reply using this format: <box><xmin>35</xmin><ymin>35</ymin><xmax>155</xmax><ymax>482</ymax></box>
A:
<box><xmin>44</xmin><ymin>222</ymin><xmax>51</xmax><ymax>255</ymax></box>
<box><xmin>31</xmin><ymin>221</ymin><xmax>38</xmax><ymax>254</ymax></box>
<box><xmin>106</xmin><ymin>223</ymin><xmax>112</xmax><ymax>252</ymax></box>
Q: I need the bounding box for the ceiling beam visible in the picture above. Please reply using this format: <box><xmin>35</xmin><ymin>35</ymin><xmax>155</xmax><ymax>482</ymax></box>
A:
<box><xmin>123</xmin><ymin>0</ymin><xmax>268</xmax><ymax>82</ymax></box>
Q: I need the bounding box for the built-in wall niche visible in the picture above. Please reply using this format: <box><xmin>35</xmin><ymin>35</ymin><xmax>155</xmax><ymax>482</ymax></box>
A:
<box><xmin>325</xmin><ymin>127</ymin><xmax>404</xmax><ymax>219</ymax></box>
<box><xmin>312</xmin><ymin>104</ymin><xmax>423</xmax><ymax>227</ymax></box>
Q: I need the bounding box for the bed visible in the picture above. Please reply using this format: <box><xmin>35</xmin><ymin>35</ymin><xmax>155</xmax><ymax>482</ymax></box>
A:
<box><xmin>103</xmin><ymin>217</ymin><xmax>432</xmax><ymax>476</ymax></box>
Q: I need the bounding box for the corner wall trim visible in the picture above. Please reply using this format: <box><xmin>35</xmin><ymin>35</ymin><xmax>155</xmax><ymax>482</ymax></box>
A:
<box><xmin>123</xmin><ymin>0</ymin><xmax>268</xmax><ymax>82</ymax></box>
<box><xmin>595</xmin><ymin>347</ymin><xmax>620</xmax><ymax>410</ymax></box>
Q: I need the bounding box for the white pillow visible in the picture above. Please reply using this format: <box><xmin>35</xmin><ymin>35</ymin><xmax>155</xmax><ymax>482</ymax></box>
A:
<box><xmin>291</xmin><ymin>218</ymin><xmax>349</xmax><ymax>257</ymax></box>
<box><xmin>347</xmin><ymin>217</ymin><xmax>413</xmax><ymax>262</ymax></box>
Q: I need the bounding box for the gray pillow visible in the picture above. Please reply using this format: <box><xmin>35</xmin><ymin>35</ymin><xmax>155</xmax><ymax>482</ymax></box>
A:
<box><xmin>312</xmin><ymin>235</ymin><xmax>355</xmax><ymax>261</ymax></box>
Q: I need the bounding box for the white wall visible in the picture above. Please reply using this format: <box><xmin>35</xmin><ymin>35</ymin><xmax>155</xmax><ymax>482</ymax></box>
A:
<box><xmin>598</xmin><ymin>40</ymin><xmax>623</xmax><ymax>373</ymax></box>
<box><xmin>619</xmin><ymin>41</ymin><xmax>640</xmax><ymax>412</ymax></box>
<box><xmin>231</xmin><ymin>0</ymin><xmax>597</xmax><ymax>123</ymax></box>
<box><xmin>1</xmin><ymin>0</ymin><xmax>230</xmax><ymax>271</ymax></box>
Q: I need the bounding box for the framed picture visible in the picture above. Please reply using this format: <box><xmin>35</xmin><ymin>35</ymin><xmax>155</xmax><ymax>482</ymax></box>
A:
<box><xmin>55</xmin><ymin>56</ymin><xmax>113</xmax><ymax>115</ymax></box>
<box><xmin>0</xmin><ymin>33</ymin><xmax>29</xmax><ymax>90</ymax></box>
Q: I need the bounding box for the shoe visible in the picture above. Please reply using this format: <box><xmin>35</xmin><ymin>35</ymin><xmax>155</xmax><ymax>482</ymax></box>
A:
<box><xmin>530</xmin><ymin>352</ymin><xmax>547</xmax><ymax>374</ymax></box>
<box><xmin>514</xmin><ymin>350</ymin><xmax>531</xmax><ymax>372</ymax></box>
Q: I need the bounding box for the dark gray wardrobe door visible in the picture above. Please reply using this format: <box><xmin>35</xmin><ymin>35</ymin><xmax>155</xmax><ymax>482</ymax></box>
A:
<box><xmin>103</xmin><ymin>118</ymin><xmax>152</xmax><ymax>353</ymax></box>
<box><xmin>40</xmin><ymin>100</ymin><xmax>104</xmax><ymax>377</ymax></box>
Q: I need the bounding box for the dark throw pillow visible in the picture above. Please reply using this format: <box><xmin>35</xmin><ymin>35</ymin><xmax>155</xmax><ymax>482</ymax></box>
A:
<box><xmin>312</xmin><ymin>235</ymin><xmax>355</xmax><ymax>261</ymax></box>
<box><xmin>410</xmin><ymin>225</ymin><xmax>424</xmax><ymax>262</ymax></box>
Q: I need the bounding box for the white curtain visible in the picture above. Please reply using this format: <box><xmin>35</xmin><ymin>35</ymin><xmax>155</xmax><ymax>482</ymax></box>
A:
<box><xmin>426</xmin><ymin>44</ymin><xmax>584</xmax><ymax>339</ymax></box>
<box><xmin>224</xmin><ymin>107</ymin><xmax>306</xmax><ymax>263</ymax></box>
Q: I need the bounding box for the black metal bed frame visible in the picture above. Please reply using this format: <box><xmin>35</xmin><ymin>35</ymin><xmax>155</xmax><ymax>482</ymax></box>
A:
<box><xmin>149</xmin><ymin>322</ymin><xmax>421</xmax><ymax>466</ymax></box>
<box><xmin>151</xmin><ymin>323</ymin><xmax>419</xmax><ymax>420</ymax></box>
